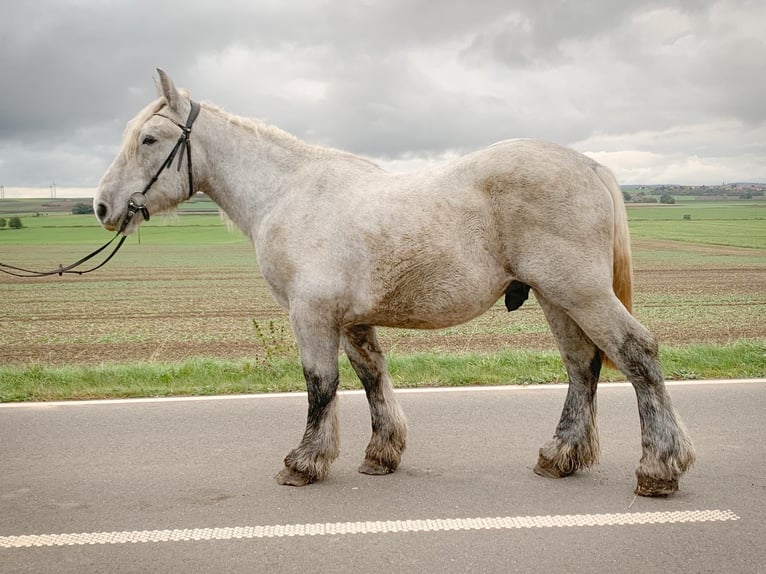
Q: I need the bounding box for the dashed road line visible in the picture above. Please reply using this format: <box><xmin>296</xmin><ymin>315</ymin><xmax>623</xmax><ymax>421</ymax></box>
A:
<box><xmin>1</xmin><ymin>509</ymin><xmax>739</xmax><ymax>548</ymax></box>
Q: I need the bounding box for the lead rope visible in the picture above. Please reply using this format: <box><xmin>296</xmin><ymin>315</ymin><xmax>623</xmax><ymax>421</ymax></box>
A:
<box><xmin>0</xmin><ymin>233</ymin><xmax>128</xmax><ymax>277</ymax></box>
<box><xmin>0</xmin><ymin>100</ymin><xmax>200</xmax><ymax>278</ymax></box>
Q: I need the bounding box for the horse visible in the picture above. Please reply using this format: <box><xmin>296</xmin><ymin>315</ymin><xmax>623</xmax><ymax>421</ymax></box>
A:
<box><xmin>94</xmin><ymin>69</ymin><xmax>695</xmax><ymax>496</ymax></box>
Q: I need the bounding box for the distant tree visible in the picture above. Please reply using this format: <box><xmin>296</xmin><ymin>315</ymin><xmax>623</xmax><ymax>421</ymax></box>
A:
<box><xmin>8</xmin><ymin>216</ymin><xmax>23</xmax><ymax>229</ymax></box>
<box><xmin>71</xmin><ymin>203</ymin><xmax>94</xmax><ymax>215</ymax></box>
<box><xmin>622</xmin><ymin>191</ymin><xmax>632</xmax><ymax>202</ymax></box>
<box><xmin>660</xmin><ymin>193</ymin><xmax>675</xmax><ymax>205</ymax></box>
<box><xmin>0</xmin><ymin>217</ymin><xmax>6</xmax><ymax>228</ymax></box>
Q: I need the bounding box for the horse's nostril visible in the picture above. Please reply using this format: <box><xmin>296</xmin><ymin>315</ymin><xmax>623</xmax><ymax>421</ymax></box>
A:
<box><xmin>96</xmin><ymin>202</ymin><xmax>108</xmax><ymax>221</ymax></box>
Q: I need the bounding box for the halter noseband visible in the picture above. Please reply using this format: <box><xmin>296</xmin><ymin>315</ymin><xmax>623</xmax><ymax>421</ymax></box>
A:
<box><xmin>122</xmin><ymin>99</ymin><xmax>201</xmax><ymax>232</ymax></box>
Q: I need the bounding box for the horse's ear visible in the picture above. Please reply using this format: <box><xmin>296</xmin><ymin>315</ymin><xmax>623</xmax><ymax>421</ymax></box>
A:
<box><xmin>156</xmin><ymin>68</ymin><xmax>181</xmax><ymax>112</ymax></box>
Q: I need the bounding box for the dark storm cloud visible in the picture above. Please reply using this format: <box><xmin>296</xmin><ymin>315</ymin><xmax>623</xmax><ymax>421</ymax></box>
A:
<box><xmin>1</xmin><ymin>0</ymin><xmax>764</xmax><ymax>188</ymax></box>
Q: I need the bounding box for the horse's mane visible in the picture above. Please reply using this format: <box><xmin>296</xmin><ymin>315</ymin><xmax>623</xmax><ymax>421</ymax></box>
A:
<box><xmin>122</xmin><ymin>95</ymin><xmax>379</xmax><ymax>169</ymax></box>
<box><xmin>205</xmin><ymin>102</ymin><xmax>309</xmax><ymax>151</ymax></box>
<box><xmin>203</xmin><ymin>102</ymin><xmax>381</xmax><ymax>169</ymax></box>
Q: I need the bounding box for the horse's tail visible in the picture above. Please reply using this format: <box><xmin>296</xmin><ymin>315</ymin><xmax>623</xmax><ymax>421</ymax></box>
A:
<box><xmin>594</xmin><ymin>165</ymin><xmax>633</xmax><ymax>370</ymax></box>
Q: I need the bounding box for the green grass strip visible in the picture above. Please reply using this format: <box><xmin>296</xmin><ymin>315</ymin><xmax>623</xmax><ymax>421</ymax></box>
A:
<box><xmin>1</xmin><ymin>341</ymin><xmax>763</xmax><ymax>402</ymax></box>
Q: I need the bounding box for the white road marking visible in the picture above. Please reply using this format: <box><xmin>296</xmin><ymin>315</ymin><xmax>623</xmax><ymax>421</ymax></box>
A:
<box><xmin>0</xmin><ymin>509</ymin><xmax>738</xmax><ymax>548</ymax></box>
<box><xmin>1</xmin><ymin>378</ymin><xmax>763</xmax><ymax>409</ymax></box>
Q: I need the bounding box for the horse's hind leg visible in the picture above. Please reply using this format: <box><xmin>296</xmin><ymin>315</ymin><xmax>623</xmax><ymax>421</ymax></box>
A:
<box><xmin>564</xmin><ymin>295</ymin><xmax>696</xmax><ymax>496</ymax></box>
<box><xmin>533</xmin><ymin>294</ymin><xmax>601</xmax><ymax>479</ymax></box>
<box><xmin>276</xmin><ymin>305</ymin><xmax>341</xmax><ymax>486</ymax></box>
<box><xmin>342</xmin><ymin>325</ymin><xmax>408</xmax><ymax>475</ymax></box>
<box><xmin>613</xmin><ymin>319</ymin><xmax>696</xmax><ymax>496</ymax></box>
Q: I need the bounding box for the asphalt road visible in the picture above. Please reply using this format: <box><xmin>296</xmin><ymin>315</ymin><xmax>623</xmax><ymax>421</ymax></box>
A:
<box><xmin>2</xmin><ymin>380</ymin><xmax>764</xmax><ymax>573</ymax></box>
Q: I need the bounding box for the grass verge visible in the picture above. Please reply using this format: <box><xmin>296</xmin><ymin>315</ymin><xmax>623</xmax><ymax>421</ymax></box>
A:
<box><xmin>1</xmin><ymin>340</ymin><xmax>763</xmax><ymax>402</ymax></box>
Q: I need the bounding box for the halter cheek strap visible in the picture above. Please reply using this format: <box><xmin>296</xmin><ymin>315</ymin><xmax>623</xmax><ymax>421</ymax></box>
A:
<box><xmin>153</xmin><ymin>99</ymin><xmax>201</xmax><ymax>198</ymax></box>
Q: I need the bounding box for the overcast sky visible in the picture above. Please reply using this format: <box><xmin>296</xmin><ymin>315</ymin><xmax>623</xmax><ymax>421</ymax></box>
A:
<box><xmin>1</xmin><ymin>0</ymin><xmax>764</xmax><ymax>196</ymax></box>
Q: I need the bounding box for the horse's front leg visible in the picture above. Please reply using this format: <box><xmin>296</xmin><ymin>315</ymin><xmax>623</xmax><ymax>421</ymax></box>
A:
<box><xmin>276</xmin><ymin>307</ymin><xmax>341</xmax><ymax>486</ymax></box>
<box><xmin>342</xmin><ymin>325</ymin><xmax>408</xmax><ymax>475</ymax></box>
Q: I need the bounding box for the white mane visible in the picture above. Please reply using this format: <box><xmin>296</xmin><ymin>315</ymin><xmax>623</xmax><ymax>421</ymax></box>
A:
<box><xmin>121</xmin><ymin>93</ymin><xmax>380</xmax><ymax>171</ymax></box>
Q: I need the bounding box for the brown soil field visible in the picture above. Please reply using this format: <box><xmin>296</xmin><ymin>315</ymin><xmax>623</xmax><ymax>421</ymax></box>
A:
<box><xmin>1</xmin><ymin>239</ymin><xmax>764</xmax><ymax>366</ymax></box>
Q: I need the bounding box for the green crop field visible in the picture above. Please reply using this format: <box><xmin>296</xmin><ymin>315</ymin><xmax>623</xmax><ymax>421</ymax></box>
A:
<box><xmin>628</xmin><ymin>201</ymin><xmax>762</xmax><ymax>220</ymax></box>
<box><xmin>1</xmin><ymin>198</ymin><xmax>764</xmax><ymax>401</ymax></box>
<box><xmin>625</xmin><ymin>200</ymin><xmax>766</xmax><ymax>249</ymax></box>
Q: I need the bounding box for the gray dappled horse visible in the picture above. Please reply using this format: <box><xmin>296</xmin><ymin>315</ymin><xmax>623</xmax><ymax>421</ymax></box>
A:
<box><xmin>94</xmin><ymin>70</ymin><xmax>695</xmax><ymax>496</ymax></box>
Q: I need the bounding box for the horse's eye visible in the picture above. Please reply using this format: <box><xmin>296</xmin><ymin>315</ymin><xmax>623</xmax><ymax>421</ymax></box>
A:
<box><xmin>142</xmin><ymin>135</ymin><xmax>157</xmax><ymax>145</ymax></box>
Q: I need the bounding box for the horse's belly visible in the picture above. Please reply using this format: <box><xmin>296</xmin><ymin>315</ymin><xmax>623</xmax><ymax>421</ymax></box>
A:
<box><xmin>358</xmin><ymin>269</ymin><xmax>510</xmax><ymax>329</ymax></box>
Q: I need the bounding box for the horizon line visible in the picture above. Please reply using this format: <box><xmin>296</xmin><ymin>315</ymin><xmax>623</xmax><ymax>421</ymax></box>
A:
<box><xmin>2</xmin><ymin>181</ymin><xmax>765</xmax><ymax>200</ymax></box>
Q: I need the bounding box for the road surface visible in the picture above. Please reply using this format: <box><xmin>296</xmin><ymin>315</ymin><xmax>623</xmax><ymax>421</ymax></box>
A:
<box><xmin>2</xmin><ymin>380</ymin><xmax>764</xmax><ymax>573</ymax></box>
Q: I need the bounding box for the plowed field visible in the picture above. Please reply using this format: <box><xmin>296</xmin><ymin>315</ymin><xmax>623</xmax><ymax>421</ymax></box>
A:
<box><xmin>2</xmin><ymin>238</ymin><xmax>763</xmax><ymax>366</ymax></box>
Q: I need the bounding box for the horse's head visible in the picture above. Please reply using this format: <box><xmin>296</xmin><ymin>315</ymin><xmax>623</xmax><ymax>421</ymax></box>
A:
<box><xmin>94</xmin><ymin>69</ymin><xmax>200</xmax><ymax>234</ymax></box>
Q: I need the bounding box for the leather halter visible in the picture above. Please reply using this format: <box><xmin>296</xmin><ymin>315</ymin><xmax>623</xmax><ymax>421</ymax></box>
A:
<box><xmin>122</xmin><ymin>99</ymin><xmax>201</xmax><ymax>231</ymax></box>
<box><xmin>0</xmin><ymin>100</ymin><xmax>201</xmax><ymax>278</ymax></box>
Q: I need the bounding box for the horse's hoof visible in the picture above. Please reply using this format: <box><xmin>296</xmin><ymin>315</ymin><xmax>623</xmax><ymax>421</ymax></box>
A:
<box><xmin>276</xmin><ymin>465</ymin><xmax>313</xmax><ymax>486</ymax></box>
<box><xmin>635</xmin><ymin>474</ymin><xmax>678</xmax><ymax>497</ymax></box>
<box><xmin>358</xmin><ymin>459</ymin><xmax>395</xmax><ymax>476</ymax></box>
<box><xmin>534</xmin><ymin>453</ymin><xmax>575</xmax><ymax>479</ymax></box>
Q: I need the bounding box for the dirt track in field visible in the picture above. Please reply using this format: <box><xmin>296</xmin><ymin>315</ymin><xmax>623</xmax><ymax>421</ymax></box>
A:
<box><xmin>1</xmin><ymin>240</ymin><xmax>764</xmax><ymax>366</ymax></box>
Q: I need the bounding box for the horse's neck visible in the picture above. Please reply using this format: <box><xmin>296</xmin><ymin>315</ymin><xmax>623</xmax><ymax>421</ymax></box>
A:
<box><xmin>197</xmin><ymin>108</ymin><xmax>322</xmax><ymax>237</ymax></box>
